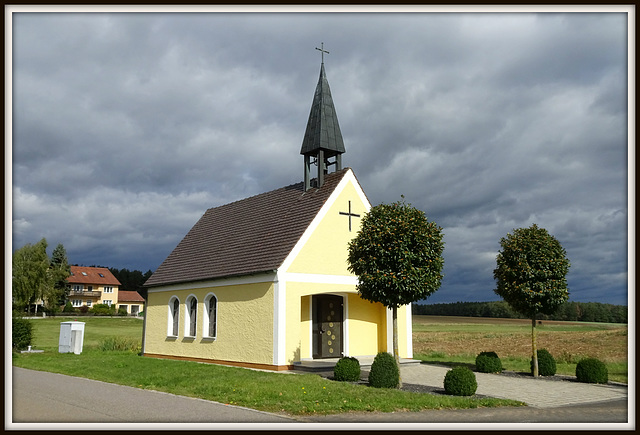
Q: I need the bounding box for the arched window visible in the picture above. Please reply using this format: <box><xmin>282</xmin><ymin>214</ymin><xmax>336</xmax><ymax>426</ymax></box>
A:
<box><xmin>203</xmin><ymin>293</ymin><xmax>218</xmax><ymax>339</ymax></box>
<box><xmin>168</xmin><ymin>297</ymin><xmax>180</xmax><ymax>337</ymax></box>
<box><xmin>185</xmin><ymin>295</ymin><xmax>198</xmax><ymax>337</ymax></box>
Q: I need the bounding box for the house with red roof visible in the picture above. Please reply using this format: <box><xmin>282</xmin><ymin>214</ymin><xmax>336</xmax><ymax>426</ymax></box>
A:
<box><xmin>117</xmin><ymin>291</ymin><xmax>146</xmax><ymax>316</ymax></box>
<box><xmin>142</xmin><ymin>59</ymin><xmax>413</xmax><ymax>371</ymax></box>
<box><xmin>67</xmin><ymin>266</ymin><xmax>121</xmax><ymax>309</ymax></box>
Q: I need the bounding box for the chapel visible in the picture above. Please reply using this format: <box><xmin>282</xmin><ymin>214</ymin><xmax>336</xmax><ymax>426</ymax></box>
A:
<box><xmin>142</xmin><ymin>50</ymin><xmax>413</xmax><ymax>370</ymax></box>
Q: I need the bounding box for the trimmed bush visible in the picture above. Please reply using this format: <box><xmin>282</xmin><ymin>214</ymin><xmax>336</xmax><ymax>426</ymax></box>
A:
<box><xmin>118</xmin><ymin>307</ymin><xmax>128</xmax><ymax>316</ymax></box>
<box><xmin>531</xmin><ymin>348</ymin><xmax>557</xmax><ymax>376</ymax></box>
<box><xmin>475</xmin><ymin>351</ymin><xmax>502</xmax><ymax>373</ymax></box>
<box><xmin>63</xmin><ymin>302</ymin><xmax>75</xmax><ymax>313</ymax></box>
<box><xmin>12</xmin><ymin>317</ymin><xmax>33</xmax><ymax>350</ymax></box>
<box><xmin>444</xmin><ymin>366</ymin><xmax>477</xmax><ymax>396</ymax></box>
<box><xmin>576</xmin><ymin>358</ymin><xmax>608</xmax><ymax>384</ymax></box>
<box><xmin>90</xmin><ymin>304</ymin><xmax>116</xmax><ymax>316</ymax></box>
<box><xmin>334</xmin><ymin>356</ymin><xmax>361</xmax><ymax>382</ymax></box>
<box><xmin>368</xmin><ymin>352</ymin><xmax>400</xmax><ymax>388</ymax></box>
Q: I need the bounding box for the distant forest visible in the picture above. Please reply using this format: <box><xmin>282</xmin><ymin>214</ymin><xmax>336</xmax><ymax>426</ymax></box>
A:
<box><xmin>412</xmin><ymin>300</ymin><xmax>627</xmax><ymax>324</ymax></box>
<box><xmin>109</xmin><ymin>268</ymin><xmax>152</xmax><ymax>300</ymax></box>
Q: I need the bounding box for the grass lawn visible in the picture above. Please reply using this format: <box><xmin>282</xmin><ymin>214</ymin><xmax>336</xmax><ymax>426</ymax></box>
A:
<box><xmin>12</xmin><ymin>317</ymin><xmax>522</xmax><ymax>416</ymax></box>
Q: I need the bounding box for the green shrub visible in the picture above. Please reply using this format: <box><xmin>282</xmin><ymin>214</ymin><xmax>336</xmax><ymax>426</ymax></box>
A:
<box><xmin>368</xmin><ymin>352</ymin><xmax>399</xmax><ymax>388</ymax></box>
<box><xmin>118</xmin><ymin>307</ymin><xmax>128</xmax><ymax>316</ymax></box>
<box><xmin>90</xmin><ymin>304</ymin><xmax>115</xmax><ymax>316</ymax></box>
<box><xmin>12</xmin><ymin>317</ymin><xmax>33</xmax><ymax>350</ymax></box>
<box><xmin>475</xmin><ymin>351</ymin><xmax>502</xmax><ymax>373</ymax></box>
<box><xmin>334</xmin><ymin>356</ymin><xmax>361</xmax><ymax>382</ymax></box>
<box><xmin>63</xmin><ymin>302</ymin><xmax>75</xmax><ymax>313</ymax></box>
<box><xmin>99</xmin><ymin>336</ymin><xmax>141</xmax><ymax>352</ymax></box>
<box><xmin>576</xmin><ymin>358</ymin><xmax>608</xmax><ymax>384</ymax></box>
<box><xmin>531</xmin><ymin>348</ymin><xmax>557</xmax><ymax>376</ymax></box>
<box><xmin>444</xmin><ymin>366</ymin><xmax>477</xmax><ymax>396</ymax></box>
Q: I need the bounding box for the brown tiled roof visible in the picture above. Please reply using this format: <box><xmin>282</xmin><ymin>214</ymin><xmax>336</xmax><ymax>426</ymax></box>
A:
<box><xmin>67</xmin><ymin>266</ymin><xmax>121</xmax><ymax>286</ymax></box>
<box><xmin>145</xmin><ymin>169</ymin><xmax>351</xmax><ymax>288</ymax></box>
<box><xmin>118</xmin><ymin>291</ymin><xmax>145</xmax><ymax>303</ymax></box>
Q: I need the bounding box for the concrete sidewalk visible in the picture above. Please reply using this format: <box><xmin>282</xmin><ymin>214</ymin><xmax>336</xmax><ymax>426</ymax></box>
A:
<box><xmin>399</xmin><ymin>363</ymin><xmax>628</xmax><ymax>408</ymax></box>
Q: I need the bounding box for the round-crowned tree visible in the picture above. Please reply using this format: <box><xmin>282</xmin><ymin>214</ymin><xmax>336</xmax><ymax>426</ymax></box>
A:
<box><xmin>493</xmin><ymin>224</ymin><xmax>570</xmax><ymax>377</ymax></box>
<box><xmin>347</xmin><ymin>197</ymin><xmax>444</xmax><ymax>388</ymax></box>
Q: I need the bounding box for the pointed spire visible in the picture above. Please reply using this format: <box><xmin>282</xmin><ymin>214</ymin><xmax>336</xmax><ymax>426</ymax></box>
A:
<box><xmin>301</xmin><ymin>44</ymin><xmax>346</xmax><ymax>190</ymax></box>
<box><xmin>300</xmin><ymin>63</ymin><xmax>346</xmax><ymax>157</ymax></box>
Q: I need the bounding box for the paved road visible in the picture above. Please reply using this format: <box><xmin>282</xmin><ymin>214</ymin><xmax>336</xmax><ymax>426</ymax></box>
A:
<box><xmin>11</xmin><ymin>367</ymin><xmax>294</xmax><ymax>424</ymax></box>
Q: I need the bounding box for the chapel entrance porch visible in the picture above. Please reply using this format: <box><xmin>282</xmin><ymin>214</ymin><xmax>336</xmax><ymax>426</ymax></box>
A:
<box><xmin>292</xmin><ymin>356</ymin><xmax>421</xmax><ymax>373</ymax></box>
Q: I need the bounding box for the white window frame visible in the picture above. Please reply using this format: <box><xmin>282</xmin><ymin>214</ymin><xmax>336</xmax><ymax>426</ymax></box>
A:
<box><xmin>167</xmin><ymin>296</ymin><xmax>180</xmax><ymax>337</ymax></box>
<box><xmin>73</xmin><ymin>285</ymin><xmax>83</xmax><ymax>292</ymax></box>
<box><xmin>72</xmin><ymin>299</ymin><xmax>82</xmax><ymax>307</ymax></box>
<box><xmin>86</xmin><ymin>299</ymin><xmax>92</xmax><ymax>307</ymax></box>
<box><xmin>103</xmin><ymin>300</ymin><xmax>112</xmax><ymax>307</ymax></box>
<box><xmin>184</xmin><ymin>295</ymin><xmax>198</xmax><ymax>338</ymax></box>
<box><xmin>103</xmin><ymin>286</ymin><xmax>113</xmax><ymax>293</ymax></box>
<box><xmin>203</xmin><ymin>293</ymin><xmax>218</xmax><ymax>340</ymax></box>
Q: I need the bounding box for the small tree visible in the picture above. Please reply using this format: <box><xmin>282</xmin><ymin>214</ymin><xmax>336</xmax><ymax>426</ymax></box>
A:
<box><xmin>12</xmin><ymin>239</ymin><xmax>50</xmax><ymax>314</ymax></box>
<box><xmin>347</xmin><ymin>197</ymin><xmax>444</xmax><ymax>387</ymax></box>
<box><xmin>12</xmin><ymin>239</ymin><xmax>71</xmax><ymax>314</ymax></box>
<box><xmin>493</xmin><ymin>224</ymin><xmax>570</xmax><ymax>376</ymax></box>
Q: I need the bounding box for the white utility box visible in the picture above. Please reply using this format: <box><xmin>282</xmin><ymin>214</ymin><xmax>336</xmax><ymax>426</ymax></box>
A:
<box><xmin>59</xmin><ymin>321</ymin><xmax>85</xmax><ymax>354</ymax></box>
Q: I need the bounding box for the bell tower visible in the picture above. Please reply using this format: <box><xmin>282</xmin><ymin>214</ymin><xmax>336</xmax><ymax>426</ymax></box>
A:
<box><xmin>301</xmin><ymin>43</ymin><xmax>346</xmax><ymax>190</ymax></box>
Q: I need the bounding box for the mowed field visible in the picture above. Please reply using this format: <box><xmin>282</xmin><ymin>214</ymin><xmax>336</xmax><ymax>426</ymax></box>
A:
<box><xmin>412</xmin><ymin>315</ymin><xmax>628</xmax><ymax>382</ymax></box>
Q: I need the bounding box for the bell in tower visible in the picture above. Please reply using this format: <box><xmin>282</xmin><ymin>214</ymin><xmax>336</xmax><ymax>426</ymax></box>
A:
<box><xmin>301</xmin><ymin>43</ymin><xmax>346</xmax><ymax>190</ymax></box>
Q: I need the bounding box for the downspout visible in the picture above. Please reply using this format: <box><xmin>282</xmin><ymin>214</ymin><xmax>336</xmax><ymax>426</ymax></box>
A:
<box><xmin>140</xmin><ymin>296</ymin><xmax>147</xmax><ymax>355</ymax></box>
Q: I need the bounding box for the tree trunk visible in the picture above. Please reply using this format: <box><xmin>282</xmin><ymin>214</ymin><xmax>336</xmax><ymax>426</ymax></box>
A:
<box><xmin>392</xmin><ymin>306</ymin><xmax>403</xmax><ymax>388</ymax></box>
<box><xmin>531</xmin><ymin>315</ymin><xmax>538</xmax><ymax>377</ymax></box>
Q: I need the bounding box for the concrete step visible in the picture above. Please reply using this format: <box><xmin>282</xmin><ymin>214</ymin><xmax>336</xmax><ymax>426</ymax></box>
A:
<box><xmin>292</xmin><ymin>356</ymin><xmax>421</xmax><ymax>373</ymax></box>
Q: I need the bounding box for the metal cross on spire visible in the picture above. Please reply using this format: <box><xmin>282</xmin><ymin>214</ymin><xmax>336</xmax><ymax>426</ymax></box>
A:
<box><xmin>315</xmin><ymin>42</ymin><xmax>329</xmax><ymax>63</ymax></box>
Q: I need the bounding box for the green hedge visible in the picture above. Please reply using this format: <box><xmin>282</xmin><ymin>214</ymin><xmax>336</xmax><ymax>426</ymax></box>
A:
<box><xmin>368</xmin><ymin>352</ymin><xmax>399</xmax><ymax>388</ymax></box>
<box><xmin>444</xmin><ymin>366</ymin><xmax>477</xmax><ymax>396</ymax></box>
<box><xmin>12</xmin><ymin>317</ymin><xmax>33</xmax><ymax>350</ymax></box>
<box><xmin>334</xmin><ymin>357</ymin><xmax>361</xmax><ymax>382</ymax></box>
<box><xmin>531</xmin><ymin>349</ymin><xmax>557</xmax><ymax>376</ymax></box>
<box><xmin>576</xmin><ymin>358</ymin><xmax>608</xmax><ymax>384</ymax></box>
<box><xmin>475</xmin><ymin>351</ymin><xmax>502</xmax><ymax>373</ymax></box>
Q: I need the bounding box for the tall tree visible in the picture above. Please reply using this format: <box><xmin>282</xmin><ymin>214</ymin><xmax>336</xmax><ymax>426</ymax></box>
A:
<box><xmin>347</xmin><ymin>198</ymin><xmax>444</xmax><ymax>387</ymax></box>
<box><xmin>48</xmin><ymin>243</ymin><xmax>71</xmax><ymax>308</ymax></box>
<box><xmin>12</xmin><ymin>238</ymin><xmax>50</xmax><ymax>313</ymax></box>
<box><xmin>493</xmin><ymin>224</ymin><xmax>570</xmax><ymax>376</ymax></box>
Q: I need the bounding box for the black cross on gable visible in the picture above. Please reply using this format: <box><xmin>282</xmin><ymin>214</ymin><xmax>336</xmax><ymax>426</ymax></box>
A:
<box><xmin>339</xmin><ymin>201</ymin><xmax>360</xmax><ymax>232</ymax></box>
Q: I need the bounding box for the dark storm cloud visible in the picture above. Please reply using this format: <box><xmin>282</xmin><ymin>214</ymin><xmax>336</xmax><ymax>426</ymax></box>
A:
<box><xmin>9</xmin><ymin>8</ymin><xmax>630</xmax><ymax>305</ymax></box>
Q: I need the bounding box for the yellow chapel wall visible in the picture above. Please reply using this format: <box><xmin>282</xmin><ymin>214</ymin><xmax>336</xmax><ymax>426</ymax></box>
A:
<box><xmin>285</xmin><ymin>180</ymin><xmax>367</xmax><ymax>276</ymax></box>
<box><xmin>144</xmin><ymin>281</ymin><xmax>274</xmax><ymax>366</ymax></box>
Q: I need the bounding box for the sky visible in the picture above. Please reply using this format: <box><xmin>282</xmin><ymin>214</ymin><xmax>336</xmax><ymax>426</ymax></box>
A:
<box><xmin>8</xmin><ymin>7</ymin><xmax>632</xmax><ymax>306</ymax></box>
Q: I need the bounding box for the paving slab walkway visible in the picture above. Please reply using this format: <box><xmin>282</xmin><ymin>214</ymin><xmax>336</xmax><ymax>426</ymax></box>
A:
<box><xmin>400</xmin><ymin>363</ymin><xmax>627</xmax><ymax>408</ymax></box>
